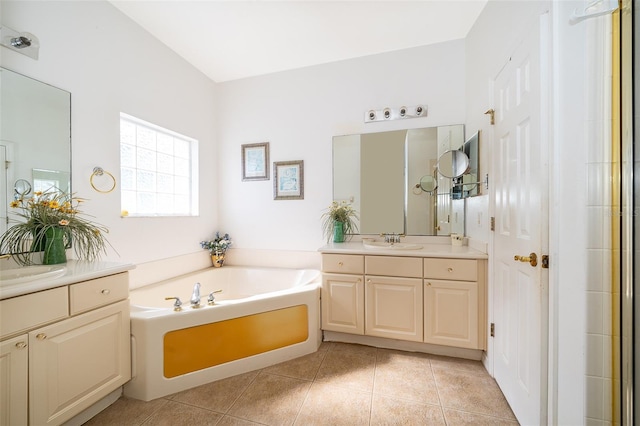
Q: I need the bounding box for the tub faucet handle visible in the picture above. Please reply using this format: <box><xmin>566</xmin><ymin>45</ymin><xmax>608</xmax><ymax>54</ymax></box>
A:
<box><xmin>190</xmin><ymin>282</ymin><xmax>202</xmax><ymax>307</ymax></box>
<box><xmin>207</xmin><ymin>289</ymin><xmax>223</xmax><ymax>305</ymax></box>
<box><xmin>164</xmin><ymin>297</ymin><xmax>182</xmax><ymax>311</ymax></box>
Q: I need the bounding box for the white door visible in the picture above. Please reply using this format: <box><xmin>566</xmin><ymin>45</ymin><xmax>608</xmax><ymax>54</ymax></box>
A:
<box><xmin>492</xmin><ymin>13</ymin><xmax>549</xmax><ymax>425</ymax></box>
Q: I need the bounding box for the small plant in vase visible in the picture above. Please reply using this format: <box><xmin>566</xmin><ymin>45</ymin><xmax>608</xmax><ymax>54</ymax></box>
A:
<box><xmin>321</xmin><ymin>201</ymin><xmax>358</xmax><ymax>243</ymax></box>
<box><xmin>200</xmin><ymin>232</ymin><xmax>232</xmax><ymax>267</ymax></box>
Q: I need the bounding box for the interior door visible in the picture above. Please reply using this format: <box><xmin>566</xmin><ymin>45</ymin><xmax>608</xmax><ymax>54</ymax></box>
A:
<box><xmin>492</xmin><ymin>13</ymin><xmax>549</xmax><ymax>424</ymax></box>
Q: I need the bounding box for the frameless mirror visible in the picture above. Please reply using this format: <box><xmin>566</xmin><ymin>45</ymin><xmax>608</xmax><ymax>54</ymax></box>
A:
<box><xmin>332</xmin><ymin>125</ymin><xmax>465</xmax><ymax>236</ymax></box>
<box><xmin>0</xmin><ymin>68</ymin><xmax>71</xmax><ymax>250</ymax></box>
<box><xmin>437</xmin><ymin>149</ymin><xmax>470</xmax><ymax>178</ymax></box>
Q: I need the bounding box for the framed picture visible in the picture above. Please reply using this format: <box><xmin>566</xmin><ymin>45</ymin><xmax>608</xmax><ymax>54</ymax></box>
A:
<box><xmin>273</xmin><ymin>160</ymin><xmax>304</xmax><ymax>200</ymax></box>
<box><xmin>241</xmin><ymin>142</ymin><xmax>269</xmax><ymax>181</ymax></box>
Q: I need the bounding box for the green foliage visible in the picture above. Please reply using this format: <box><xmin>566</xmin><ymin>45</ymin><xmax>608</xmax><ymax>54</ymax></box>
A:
<box><xmin>321</xmin><ymin>201</ymin><xmax>359</xmax><ymax>243</ymax></box>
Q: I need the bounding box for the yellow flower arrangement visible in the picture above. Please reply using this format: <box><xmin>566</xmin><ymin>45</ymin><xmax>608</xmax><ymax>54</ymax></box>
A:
<box><xmin>0</xmin><ymin>190</ymin><xmax>111</xmax><ymax>265</ymax></box>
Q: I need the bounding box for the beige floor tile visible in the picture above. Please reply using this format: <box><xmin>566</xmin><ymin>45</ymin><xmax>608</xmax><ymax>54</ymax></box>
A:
<box><xmin>433</xmin><ymin>368</ymin><xmax>517</xmax><ymax>421</ymax></box>
<box><xmin>375</xmin><ymin>348</ymin><xmax>432</xmax><ymax>365</ymax></box>
<box><xmin>370</xmin><ymin>394</ymin><xmax>446</xmax><ymax>425</ymax></box>
<box><xmin>170</xmin><ymin>370</ymin><xmax>259</xmax><ymax>413</ymax></box>
<box><xmin>227</xmin><ymin>372</ymin><xmax>311</xmax><ymax>425</ymax></box>
<box><xmin>294</xmin><ymin>381</ymin><xmax>372</xmax><ymax>426</ymax></box>
<box><xmin>140</xmin><ymin>400</ymin><xmax>222</xmax><ymax>426</ymax></box>
<box><xmin>315</xmin><ymin>349</ymin><xmax>376</xmax><ymax>392</ymax></box>
<box><xmin>373</xmin><ymin>354</ymin><xmax>440</xmax><ymax>405</ymax></box>
<box><xmin>216</xmin><ymin>415</ymin><xmax>264</xmax><ymax>425</ymax></box>
<box><xmin>262</xmin><ymin>351</ymin><xmax>326</xmax><ymax>381</ymax></box>
<box><xmin>83</xmin><ymin>396</ymin><xmax>169</xmax><ymax>425</ymax></box>
<box><xmin>328</xmin><ymin>342</ymin><xmax>378</xmax><ymax>358</ymax></box>
<box><xmin>429</xmin><ymin>354</ymin><xmax>488</xmax><ymax>376</ymax></box>
<box><xmin>443</xmin><ymin>408</ymin><xmax>520</xmax><ymax>425</ymax></box>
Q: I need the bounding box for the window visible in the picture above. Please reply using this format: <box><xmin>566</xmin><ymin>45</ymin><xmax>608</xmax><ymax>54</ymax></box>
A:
<box><xmin>120</xmin><ymin>113</ymin><xmax>198</xmax><ymax>217</ymax></box>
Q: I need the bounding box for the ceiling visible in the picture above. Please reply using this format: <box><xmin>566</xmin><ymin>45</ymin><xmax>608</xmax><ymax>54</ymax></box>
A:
<box><xmin>110</xmin><ymin>1</ymin><xmax>487</xmax><ymax>83</ymax></box>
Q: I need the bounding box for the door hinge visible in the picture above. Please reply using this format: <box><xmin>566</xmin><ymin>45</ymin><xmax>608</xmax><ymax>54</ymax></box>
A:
<box><xmin>490</xmin><ymin>217</ymin><xmax>495</xmax><ymax>231</ymax></box>
<box><xmin>490</xmin><ymin>323</ymin><xmax>495</xmax><ymax>337</ymax></box>
<box><xmin>541</xmin><ymin>255</ymin><xmax>549</xmax><ymax>269</ymax></box>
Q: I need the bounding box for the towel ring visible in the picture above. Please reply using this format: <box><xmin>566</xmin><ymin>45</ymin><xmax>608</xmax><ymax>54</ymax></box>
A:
<box><xmin>90</xmin><ymin>167</ymin><xmax>116</xmax><ymax>193</ymax></box>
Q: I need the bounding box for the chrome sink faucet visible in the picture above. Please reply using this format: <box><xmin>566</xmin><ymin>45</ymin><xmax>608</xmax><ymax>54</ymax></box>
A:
<box><xmin>190</xmin><ymin>282</ymin><xmax>201</xmax><ymax>308</ymax></box>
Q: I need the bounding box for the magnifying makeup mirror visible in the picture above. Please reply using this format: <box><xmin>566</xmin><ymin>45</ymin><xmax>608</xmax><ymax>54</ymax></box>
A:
<box><xmin>437</xmin><ymin>149</ymin><xmax>470</xmax><ymax>178</ymax></box>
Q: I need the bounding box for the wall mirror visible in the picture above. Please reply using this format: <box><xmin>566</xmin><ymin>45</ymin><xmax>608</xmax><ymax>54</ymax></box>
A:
<box><xmin>333</xmin><ymin>125</ymin><xmax>465</xmax><ymax>236</ymax></box>
<box><xmin>0</xmin><ymin>68</ymin><xmax>71</xmax><ymax>250</ymax></box>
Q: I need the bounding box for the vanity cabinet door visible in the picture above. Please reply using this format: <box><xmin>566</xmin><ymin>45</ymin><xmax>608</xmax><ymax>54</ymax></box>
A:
<box><xmin>0</xmin><ymin>334</ymin><xmax>28</xmax><ymax>426</ymax></box>
<box><xmin>423</xmin><ymin>280</ymin><xmax>479</xmax><ymax>349</ymax></box>
<box><xmin>365</xmin><ymin>276</ymin><xmax>423</xmax><ymax>342</ymax></box>
<box><xmin>29</xmin><ymin>300</ymin><xmax>131</xmax><ymax>426</ymax></box>
<box><xmin>322</xmin><ymin>273</ymin><xmax>364</xmax><ymax>335</ymax></box>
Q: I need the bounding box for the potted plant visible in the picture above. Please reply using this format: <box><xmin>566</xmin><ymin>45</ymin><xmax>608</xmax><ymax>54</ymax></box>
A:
<box><xmin>0</xmin><ymin>190</ymin><xmax>111</xmax><ymax>265</ymax></box>
<box><xmin>321</xmin><ymin>201</ymin><xmax>358</xmax><ymax>243</ymax></box>
<box><xmin>200</xmin><ymin>232</ymin><xmax>232</xmax><ymax>267</ymax></box>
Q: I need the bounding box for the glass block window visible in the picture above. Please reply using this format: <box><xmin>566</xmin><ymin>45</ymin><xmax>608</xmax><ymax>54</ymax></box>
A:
<box><xmin>120</xmin><ymin>113</ymin><xmax>199</xmax><ymax>217</ymax></box>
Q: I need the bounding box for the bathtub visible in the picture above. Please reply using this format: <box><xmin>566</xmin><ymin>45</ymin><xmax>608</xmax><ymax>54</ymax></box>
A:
<box><xmin>123</xmin><ymin>266</ymin><xmax>321</xmax><ymax>401</ymax></box>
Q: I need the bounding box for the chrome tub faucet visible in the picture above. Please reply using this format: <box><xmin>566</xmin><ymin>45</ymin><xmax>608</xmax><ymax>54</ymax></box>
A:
<box><xmin>190</xmin><ymin>282</ymin><xmax>201</xmax><ymax>308</ymax></box>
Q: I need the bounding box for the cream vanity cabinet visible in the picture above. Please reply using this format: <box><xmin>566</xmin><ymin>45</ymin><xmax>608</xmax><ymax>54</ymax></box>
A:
<box><xmin>423</xmin><ymin>258</ymin><xmax>486</xmax><ymax>350</ymax></box>
<box><xmin>0</xmin><ymin>272</ymin><xmax>131</xmax><ymax>426</ymax></box>
<box><xmin>321</xmin><ymin>252</ymin><xmax>486</xmax><ymax>351</ymax></box>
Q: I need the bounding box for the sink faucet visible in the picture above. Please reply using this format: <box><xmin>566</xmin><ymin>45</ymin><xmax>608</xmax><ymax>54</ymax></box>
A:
<box><xmin>190</xmin><ymin>282</ymin><xmax>201</xmax><ymax>308</ymax></box>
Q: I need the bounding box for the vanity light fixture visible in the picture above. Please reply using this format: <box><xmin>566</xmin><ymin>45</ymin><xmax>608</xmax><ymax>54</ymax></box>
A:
<box><xmin>364</xmin><ymin>104</ymin><xmax>427</xmax><ymax>123</ymax></box>
<box><xmin>0</xmin><ymin>25</ymin><xmax>39</xmax><ymax>60</ymax></box>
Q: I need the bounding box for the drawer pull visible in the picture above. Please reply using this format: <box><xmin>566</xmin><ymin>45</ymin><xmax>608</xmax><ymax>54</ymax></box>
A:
<box><xmin>367</xmin><ymin>279</ymin><xmax>372</xmax><ymax>284</ymax></box>
<box><xmin>338</xmin><ymin>262</ymin><xmax>344</xmax><ymax>267</ymax></box>
<box><xmin>447</xmin><ymin>267</ymin><xmax>454</xmax><ymax>273</ymax></box>
<box><xmin>426</xmin><ymin>282</ymin><xmax>432</xmax><ymax>286</ymax></box>
<box><xmin>15</xmin><ymin>341</ymin><xmax>27</xmax><ymax>349</ymax></box>
<box><xmin>101</xmin><ymin>289</ymin><xmax>111</xmax><ymax>295</ymax></box>
<box><xmin>36</xmin><ymin>333</ymin><xmax>47</xmax><ymax>340</ymax></box>
<box><xmin>356</xmin><ymin>278</ymin><xmax>362</xmax><ymax>283</ymax></box>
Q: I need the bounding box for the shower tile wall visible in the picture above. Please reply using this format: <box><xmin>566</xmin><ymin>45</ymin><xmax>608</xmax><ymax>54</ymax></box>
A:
<box><xmin>585</xmin><ymin>15</ymin><xmax>614</xmax><ymax>426</ymax></box>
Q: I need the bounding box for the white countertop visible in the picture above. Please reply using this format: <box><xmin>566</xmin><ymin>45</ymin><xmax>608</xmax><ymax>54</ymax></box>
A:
<box><xmin>0</xmin><ymin>260</ymin><xmax>135</xmax><ymax>300</ymax></box>
<box><xmin>319</xmin><ymin>241</ymin><xmax>488</xmax><ymax>259</ymax></box>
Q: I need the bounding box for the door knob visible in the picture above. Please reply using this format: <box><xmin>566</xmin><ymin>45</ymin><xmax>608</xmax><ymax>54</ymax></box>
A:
<box><xmin>514</xmin><ymin>252</ymin><xmax>538</xmax><ymax>267</ymax></box>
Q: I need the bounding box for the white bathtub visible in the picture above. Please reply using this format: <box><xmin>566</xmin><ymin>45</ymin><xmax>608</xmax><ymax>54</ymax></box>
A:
<box><xmin>124</xmin><ymin>266</ymin><xmax>321</xmax><ymax>401</ymax></box>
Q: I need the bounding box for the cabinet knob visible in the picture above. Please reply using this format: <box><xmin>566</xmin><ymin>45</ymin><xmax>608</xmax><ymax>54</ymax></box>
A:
<box><xmin>36</xmin><ymin>333</ymin><xmax>47</xmax><ymax>340</ymax></box>
<box><xmin>15</xmin><ymin>341</ymin><xmax>27</xmax><ymax>349</ymax></box>
<box><xmin>447</xmin><ymin>267</ymin><xmax>453</xmax><ymax>273</ymax></box>
<box><xmin>338</xmin><ymin>262</ymin><xmax>344</xmax><ymax>267</ymax></box>
<box><xmin>101</xmin><ymin>289</ymin><xmax>111</xmax><ymax>295</ymax></box>
<box><xmin>427</xmin><ymin>282</ymin><xmax>432</xmax><ymax>286</ymax></box>
<box><xmin>367</xmin><ymin>279</ymin><xmax>372</xmax><ymax>284</ymax></box>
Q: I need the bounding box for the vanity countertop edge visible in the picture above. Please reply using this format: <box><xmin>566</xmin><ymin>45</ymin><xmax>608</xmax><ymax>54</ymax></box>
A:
<box><xmin>0</xmin><ymin>260</ymin><xmax>136</xmax><ymax>300</ymax></box>
<box><xmin>318</xmin><ymin>242</ymin><xmax>488</xmax><ymax>259</ymax></box>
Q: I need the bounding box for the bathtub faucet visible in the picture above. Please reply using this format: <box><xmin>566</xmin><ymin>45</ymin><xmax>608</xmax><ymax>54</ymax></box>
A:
<box><xmin>190</xmin><ymin>282</ymin><xmax>202</xmax><ymax>308</ymax></box>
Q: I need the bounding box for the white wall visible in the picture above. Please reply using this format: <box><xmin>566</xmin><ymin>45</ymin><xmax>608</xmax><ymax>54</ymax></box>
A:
<box><xmin>216</xmin><ymin>41</ymin><xmax>466</xmax><ymax>255</ymax></box>
<box><xmin>1</xmin><ymin>1</ymin><xmax>218</xmax><ymax>265</ymax></box>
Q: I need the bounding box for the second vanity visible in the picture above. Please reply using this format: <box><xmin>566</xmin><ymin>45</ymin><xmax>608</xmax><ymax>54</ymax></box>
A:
<box><xmin>319</xmin><ymin>241</ymin><xmax>488</xmax><ymax>355</ymax></box>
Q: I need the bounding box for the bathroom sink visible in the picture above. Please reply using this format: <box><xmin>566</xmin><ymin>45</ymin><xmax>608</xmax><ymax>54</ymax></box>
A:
<box><xmin>363</xmin><ymin>241</ymin><xmax>423</xmax><ymax>250</ymax></box>
<box><xmin>0</xmin><ymin>265</ymin><xmax>67</xmax><ymax>286</ymax></box>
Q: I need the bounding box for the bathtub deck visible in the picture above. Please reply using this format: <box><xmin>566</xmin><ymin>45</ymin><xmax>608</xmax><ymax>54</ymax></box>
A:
<box><xmin>86</xmin><ymin>342</ymin><xmax>517</xmax><ymax>425</ymax></box>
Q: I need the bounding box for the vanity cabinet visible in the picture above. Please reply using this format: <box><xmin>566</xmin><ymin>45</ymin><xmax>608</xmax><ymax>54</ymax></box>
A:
<box><xmin>321</xmin><ymin>254</ymin><xmax>364</xmax><ymax>334</ymax></box>
<box><xmin>321</xmin><ymin>251</ymin><xmax>487</xmax><ymax>351</ymax></box>
<box><xmin>0</xmin><ymin>272</ymin><xmax>131</xmax><ymax>426</ymax></box>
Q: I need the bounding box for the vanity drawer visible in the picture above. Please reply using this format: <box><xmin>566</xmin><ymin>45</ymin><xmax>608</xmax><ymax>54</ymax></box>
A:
<box><xmin>322</xmin><ymin>254</ymin><xmax>364</xmax><ymax>274</ymax></box>
<box><xmin>365</xmin><ymin>256</ymin><xmax>422</xmax><ymax>278</ymax></box>
<box><xmin>424</xmin><ymin>258</ymin><xmax>478</xmax><ymax>281</ymax></box>
<box><xmin>1</xmin><ymin>287</ymin><xmax>69</xmax><ymax>339</ymax></box>
<box><xmin>70</xmin><ymin>272</ymin><xmax>129</xmax><ymax>315</ymax></box>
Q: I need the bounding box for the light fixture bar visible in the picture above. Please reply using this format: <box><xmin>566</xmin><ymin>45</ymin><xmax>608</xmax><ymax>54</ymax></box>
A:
<box><xmin>364</xmin><ymin>105</ymin><xmax>427</xmax><ymax>123</ymax></box>
<box><xmin>0</xmin><ymin>25</ymin><xmax>39</xmax><ymax>60</ymax></box>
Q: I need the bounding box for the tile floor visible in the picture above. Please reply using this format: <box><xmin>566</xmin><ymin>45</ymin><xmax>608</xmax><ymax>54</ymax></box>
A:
<box><xmin>85</xmin><ymin>342</ymin><xmax>518</xmax><ymax>425</ymax></box>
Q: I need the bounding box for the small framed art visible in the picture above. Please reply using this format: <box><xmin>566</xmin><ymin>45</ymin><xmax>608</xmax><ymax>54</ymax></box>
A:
<box><xmin>273</xmin><ymin>160</ymin><xmax>304</xmax><ymax>200</ymax></box>
<box><xmin>241</xmin><ymin>142</ymin><xmax>269</xmax><ymax>181</ymax></box>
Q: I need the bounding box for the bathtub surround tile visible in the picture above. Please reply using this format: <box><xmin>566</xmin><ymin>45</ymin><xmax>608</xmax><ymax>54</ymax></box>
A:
<box><xmin>443</xmin><ymin>408</ymin><xmax>520</xmax><ymax>425</ymax></box>
<box><xmin>370</xmin><ymin>394</ymin><xmax>445</xmax><ymax>425</ymax></box>
<box><xmin>85</xmin><ymin>344</ymin><xmax>517</xmax><ymax>425</ymax></box>
<box><xmin>83</xmin><ymin>396</ymin><xmax>169</xmax><ymax>425</ymax></box>
<box><xmin>433</xmin><ymin>368</ymin><xmax>516</xmax><ymax>421</ymax></box>
<box><xmin>227</xmin><ymin>372</ymin><xmax>311</xmax><ymax>425</ymax></box>
<box><xmin>140</xmin><ymin>400</ymin><xmax>222</xmax><ymax>426</ymax></box>
<box><xmin>293</xmin><ymin>381</ymin><xmax>372</xmax><ymax>425</ymax></box>
<box><xmin>171</xmin><ymin>370</ymin><xmax>260</xmax><ymax>413</ymax></box>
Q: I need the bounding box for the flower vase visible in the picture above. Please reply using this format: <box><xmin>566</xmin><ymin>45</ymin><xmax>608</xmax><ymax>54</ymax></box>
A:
<box><xmin>43</xmin><ymin>227</ymin><xmax>66</xmax><ymax>265</ymax></box>
<box><xmin>333</xmin><ymin>221</ymin><xmax>345</xmax><ymax>243</ymax></box>
<box><xmin>211</xmin><ymin>251</ymin><xmax>225</xmax><ymax>267</ymax></box>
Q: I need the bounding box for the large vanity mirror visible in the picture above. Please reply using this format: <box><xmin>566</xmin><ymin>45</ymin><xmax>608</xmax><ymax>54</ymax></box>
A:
<box><xmin>333</xmin><ymin>125</ymin><xmax>468</xmax><ymax>236</ymax></box>
<box><xmin>0</xmin><ymin>68</ymin><xmax>71</xmax><ymax>244</ymax></box>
